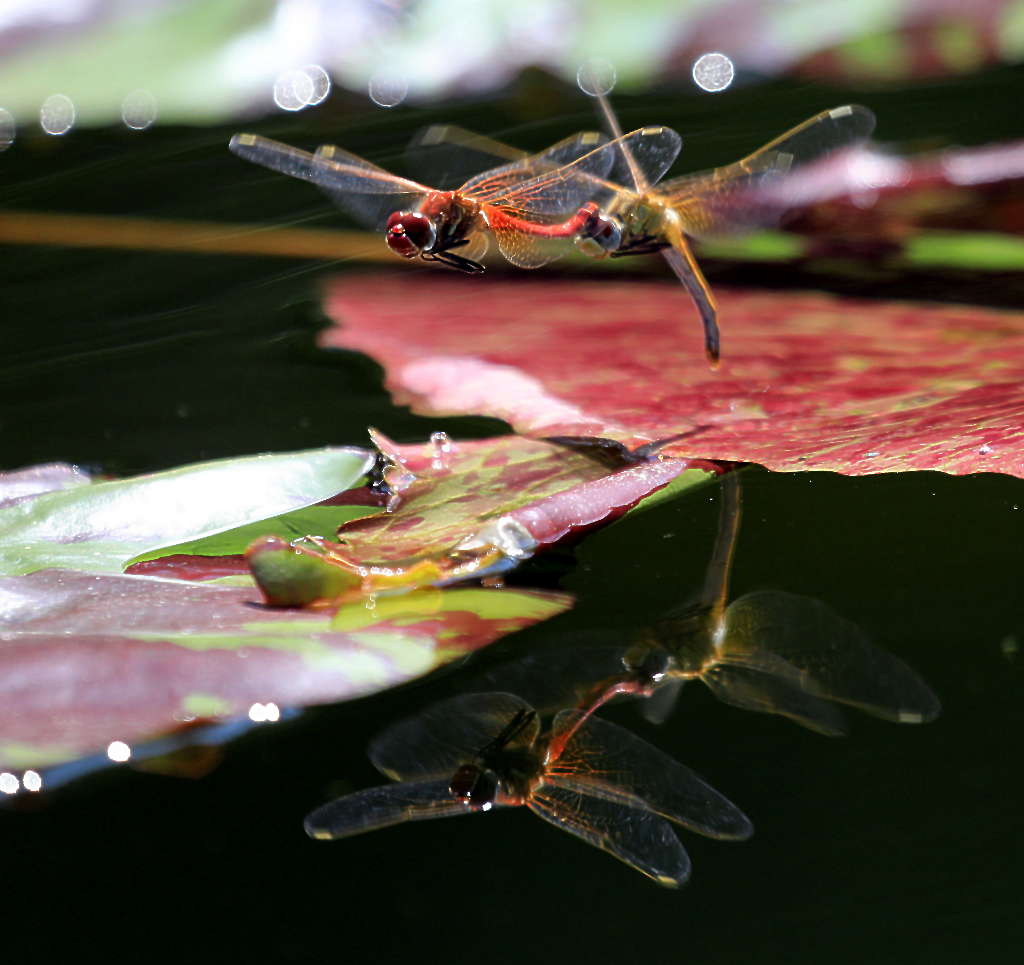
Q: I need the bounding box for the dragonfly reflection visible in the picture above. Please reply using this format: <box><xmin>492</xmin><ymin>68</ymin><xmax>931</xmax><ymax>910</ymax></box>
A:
<box><xmin>305</xmin><ymin>692</ymin><xmax>752</xmax><ymax>887</ymax></box>
<box><xmin>466</xmin><ymin>472</ymin><xmax>939</xmax><ymax>736</ymax></box>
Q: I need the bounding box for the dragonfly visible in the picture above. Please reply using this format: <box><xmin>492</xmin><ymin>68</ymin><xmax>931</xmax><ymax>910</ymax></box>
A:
<box><xmin>576</xmin><ymin>472</ymin><xmax>941</xmax><ymax>734</ymax></box>
<box><xmin>418</xmin><ymin>103</ymin><xmax>876</xmax><ymax>362</ymax></box>
<box><xmin>461</xmin><ymin>472</ymin><xmax>939</xmax><ymax>736</ymax></box>
<box><xmin>304</xmin><ymin>691</ymin><xmax>752</xmax><ymax>887</ymax></box>
<box><xmin>228</xmin><ymin>125</ymin><xmax>680</xmax><ymax>274</ymax></box>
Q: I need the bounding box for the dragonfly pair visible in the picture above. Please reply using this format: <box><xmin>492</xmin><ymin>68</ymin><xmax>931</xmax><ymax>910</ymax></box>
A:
<box><xmin>304</xmin><ymin>691</ymin><xmax>753</xmax><ymax>887</ymax></box>
<box><xmin>229</xmin><ymin>103</ymin><xmax>875</xmax><ymax>364</ymax></box>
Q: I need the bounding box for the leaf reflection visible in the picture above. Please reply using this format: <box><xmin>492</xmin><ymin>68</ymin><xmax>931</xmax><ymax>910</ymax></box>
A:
<box><xmin>305</xmin><ymin>692</ymin><xmax>751</xmax><ymax>887</ymax></box>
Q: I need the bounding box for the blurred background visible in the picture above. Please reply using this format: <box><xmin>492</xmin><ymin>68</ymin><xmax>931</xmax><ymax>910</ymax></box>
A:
<box><xmin>2</xmin><ymin>2</ymin><xmax>1023</xmax><ymax>962</ymax></box>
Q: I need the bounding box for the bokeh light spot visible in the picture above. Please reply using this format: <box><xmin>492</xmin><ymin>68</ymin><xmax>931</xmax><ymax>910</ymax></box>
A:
<box><xmin>692</xmin><ymin>52</ymin><xmax>735</xmax><ymax>92</ymax></box>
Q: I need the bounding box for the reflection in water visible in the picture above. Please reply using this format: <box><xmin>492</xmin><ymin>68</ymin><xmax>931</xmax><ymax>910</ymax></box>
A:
<box><xmin>307</xmin><ymin>473</ymin><xmax>939</xmax><ymax>884</ymax></box>
<box><xmin>305</xmin><ymin>692</ymin><xmax>751</xmax><ymax>887</ymax></box>
<box><xmin>610</xmin><ymin>472</ymin><xmax>941</xmax><ymax>733</ymax></box>
<box><xmin>475</xmin><ymin>472</ymin><xmax>940</xmax><ymax>736</ymax></box>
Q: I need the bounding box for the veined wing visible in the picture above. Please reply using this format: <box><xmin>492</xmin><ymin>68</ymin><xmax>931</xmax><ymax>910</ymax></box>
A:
<box><xmin>369</xmin><ymin>692</ymin><xmax>539</xmax><ymax>782</ymax></box>
<box><xmin>722</xmin><ymin>590</ymin><xmax>940</xmax><ymax>724</ymax></box>
<box><xmin>303</xmin><ymin>780</ymin><xmax>470</xmax><ymax>839</ymax></box>
<box><xmin>408</xmin><ymin>124</ymin><xmax>534</xmax><ymax>190</ymax></box>
<box><xmin>469</xmin><ymin>126</ymin><xmax>681</xmax><ymax>213</ymax></box>
<box><xmin>229</xmin><ymin>133</ymin><xmax>429</xmax><ymax>229</ymax></box>
<box><xmin>528</xmin><ymin>783</ymin><xmax>691</xmax><ymax>887</ymax></box>
<box><xmin>548</xmin><ymin>710</ymin><xmax>753</xmax><ymax>840</ymax></box>
<box><xmin>701</xmin><ymin>660</ymin><xmax>851</xmax><ymax>736</ymax></box>
<box><xmin>661</xmin><ymin>104</ymin><xmax>876</xmax><ymax>239</ymax></box>
<box><xmin>312</xmin><ymin>143</ymin><xmax>432</xmax><ymax>229</ymax></box>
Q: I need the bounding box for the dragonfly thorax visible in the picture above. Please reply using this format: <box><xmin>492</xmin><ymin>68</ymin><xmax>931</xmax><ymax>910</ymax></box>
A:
<box><xmin>385</xmin><ymin>211</ymin><xmax>436</xmax><ymax>257</ymax></box>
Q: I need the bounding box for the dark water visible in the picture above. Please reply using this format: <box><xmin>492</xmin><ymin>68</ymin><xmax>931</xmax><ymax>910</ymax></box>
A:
<box><xmin>2</xmin><ymin>69</ymin><xmax>1023</xmax><ymax>961</ymax></box>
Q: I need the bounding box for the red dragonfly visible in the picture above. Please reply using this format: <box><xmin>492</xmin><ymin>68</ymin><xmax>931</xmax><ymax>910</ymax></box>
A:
<box><xmin>304</xmin><ymin>692</ymin><xmax>752</xmax><ymax>887</ymax></box>
<box><xmin>228</xmin><ymin>126</ymin><xmax>680</xmax><ymax>273</ymax></box>
<box><xmin>418</xmin><ymin>102</ymin><xmax>875</xmax><ymax>362</ymax></box>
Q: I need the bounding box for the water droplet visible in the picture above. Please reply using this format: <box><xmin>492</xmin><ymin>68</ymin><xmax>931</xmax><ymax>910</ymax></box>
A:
<box><xmin>121</xmin><ymin>89</ymin><xmax>158</xmax><ymax>130</ymax></box>
<box><xmin>692</xmin><ymin>52</ymin><xmax>735</xmax><ymax>93</ymax></box>
<box><xmin>368</xmin><ymin>71</ymin><xmax>408</xmax><ymax>109</ymax></box>
<box><xmin>430</xmin><ymin>431</ymin><xmax>453</xmax><ymax>470</ymax></box>
<box><xmin>978</xmin><ymin>443</ymin><xmax>992</xmax><ymax>455</ymax></box>
<box><xmin>22</xmin><ymin>770</ymin><xmax>42</xmax><ymax>792</ymax></box>
<box><xmin>39</xmin><ymin>93</ymin><xmax>75</xmax><ymax>135</ymax></box>
<box><xmin>576</xmin><ymin>58</ymin><xmax>617</xmax><ymax>97</ymax></box>
<box><xmin>0</xmin><ymin>108</ymin><xmax>15</xmax><ymax>151</ymax></box>
<box><xmin>865</xmin><ymin>451</ymin><xmax>880</xmax><ymax>458</ymax></box>
<box><xmin>0</xmin><ymin>772</ymin><xmax>19</xmax><ymax>795</ymax></box>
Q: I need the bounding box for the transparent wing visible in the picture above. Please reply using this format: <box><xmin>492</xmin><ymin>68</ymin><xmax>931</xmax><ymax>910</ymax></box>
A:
<box><xmin>470</xmin><ymin>126</ymin><xmax>681</xmax><ymax>212</ymax></box>
<box><xmin>369</xmin><ymin>692</ymin><xmax>539</xmax><ymax>781</ymax></box>
<box><xmin>661</xmin><ymin>105</ymin><xmax>876</xmax><ymax>239</ymax></box>
<box><xmin>460</xmin><ymin>646</ymin><xmax>634</xmax><ymax>715</ymax></box>
<box><xmin>548</xmin><ymin>711</ymin><xmax>753</xmax><ymax>840</ymax></box>
<box><xmin>528</xmin><ymin>783</ymin><xmax>691</xmax><ymax>887</ymax></box>
<box><xmin>312</xmin><ymin>143</ymin><xmax>431</xmax><ymax>229</ymax></box>
<box><xmin>459</xmin><ymin>130</ymin><xmax>609</xmax><ymax>209</ymax></box>
<box><xmin>303</xmin><ymin>780</ymin><xmax>469</xmax><ymax>839</ymax></box>
<box><xmin>229</xmin><ymin>134</ymin><xmax>428</xmax><ymax>229</ymax></box>
<box><xmin>701</xmin><ymin>661</ymin><xmax>851</xmax><ymax>736</ymax></box>
<box><xmin>485</xmin><ymin>216</ymin><xmax>581</xmax><ymax>269</ymax></box>
<box><xmin>408</xmin><ymin>124</ymin><xmax>530</xmax><ymax>190</ymax></box>
<box><xmin>722</xmin><ymin>590</ymin><xmax>941</xmax><ymax>724</ymax></box>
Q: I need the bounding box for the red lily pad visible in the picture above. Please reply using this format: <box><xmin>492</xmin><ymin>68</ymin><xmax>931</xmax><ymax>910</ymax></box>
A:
<box><xmin>0</xmin><ymin>568</ymin><xmax>570</xmax><ymax>770</ymax></box>
<box><xmin>322</xmin><ymin>274</ymin><xmax>1024</xmax><ymax>476</ymax></box>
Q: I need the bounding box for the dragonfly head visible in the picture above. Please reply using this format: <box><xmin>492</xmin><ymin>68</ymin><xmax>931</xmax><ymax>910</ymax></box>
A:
<box><xmin>385</xmin><ymin>211</ymin><xmax>436</xmax><ymax>257</ymax></box>
<box><xmin>575</xmin><ymin>208</ymin><xmax>622</xmax><ymax>259</ymax></box>
<box><xmin>449</xmin><ymin>763</ymin><xmax>499</xmax><ymax>811</ymax></box>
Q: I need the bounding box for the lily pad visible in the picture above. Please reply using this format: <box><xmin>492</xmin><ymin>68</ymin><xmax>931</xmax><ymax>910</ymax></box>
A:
<box><xmin>323</xmin><ymin>275</ymin><xmax>1024</xmax><ymax>476</ymax></box>
<box><xmin>0</xmin><ymin>568</ymin><xmax>570</xmax><ymax>770</ymax></box>
<box><xmin>0</xmin><ymin>447</ymin><xmax>373</xmax><ymax>576</ymax></box>
<box><xmin>242</xmin><ymin>435</ymin><xmax>703</xmax><ymax>602</ymax></box>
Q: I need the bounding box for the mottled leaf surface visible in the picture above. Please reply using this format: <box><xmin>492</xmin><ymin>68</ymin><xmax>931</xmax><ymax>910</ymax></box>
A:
<box><xmin>0</xmin><ymin>569</ymin><xmax>569</xmax><ymax>769</ymax></box>
<box><xmin>324</xmin><ymin>275</ymin><xmax>1024</xmax><ymax>475</ymax></box>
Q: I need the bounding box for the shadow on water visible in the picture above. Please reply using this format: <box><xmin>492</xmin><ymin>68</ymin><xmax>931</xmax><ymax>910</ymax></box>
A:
<box><xmin>2</xmin><ymin>72</ymin><xmax>1024</xmax><ymax>962</ymax></box>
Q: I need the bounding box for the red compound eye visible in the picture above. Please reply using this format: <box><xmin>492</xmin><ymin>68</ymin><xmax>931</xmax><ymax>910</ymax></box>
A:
<box><xmin>385</xmin><ymin>211</ymin><xmax>435</xmax><ymax>257</ymax></box>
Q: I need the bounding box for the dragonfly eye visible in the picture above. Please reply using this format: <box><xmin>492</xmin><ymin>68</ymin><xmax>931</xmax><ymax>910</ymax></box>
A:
<box><xmin>386</xmin><ymin>211</ymin><xmax>436</xmax><ymax>257</ymax></box>
<box><xmin>449</xmin><ymin>764</ymin><xmax>499</xmax><ymax>810</ymax></box>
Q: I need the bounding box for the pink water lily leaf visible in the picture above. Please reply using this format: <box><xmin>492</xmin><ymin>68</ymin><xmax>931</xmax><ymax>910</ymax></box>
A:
<box><xmin>323</xmin><ymin>274</ymin><xmax>1024</xmax><ymax>476</ymax></box>
<box><xmin>0</xmin><ymin>568</ymin><xmax>570</xmax><ymax>770</ymax></box>
<box><xmin>239</xmin><ymin>434</ymin><xmax>703</xmax><ymax>603</ymax></box>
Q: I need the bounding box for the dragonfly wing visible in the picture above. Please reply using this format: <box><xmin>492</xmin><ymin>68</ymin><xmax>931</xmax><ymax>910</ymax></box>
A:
<box><xmin>702</xmin><ymin>660</ymin><xmax>851</xmax><ymax>736</ymax></box>
<box><xmin>529</xmin><ymin>783</ymin><xmax>691</xmax><ymax>887</ymax></box>
<box><xmin>661</xmin><ymin>229</ymin><xmax>720</xmax><ymax>364</ymax></box>
<box><xmin>229</xmin><ymin>134</ymin><xmax>426</xmax><ymax>230</ymax></box>
<box><xmin>549</xmin><ymin>710</ymin><xmax>753</xmax><ymax>840</ymax></box>
<box><xmin>303</xmin><ymin>779</ymin><xmax>470</xmax><ymax>839</ymax></box>
<box><xmin>486</xmin><ymin>213</ymin><xmax>578</xmax><ymax>269</ymax></box>
<box><xmin>459</xmin><ymin>130</ymin><xmax>609</xmax><ymax>209</ymax></box>
<box><xmin>663</xmin><ymin>104</ymin><xmax>876</xmax><ymax>238</ymax></box>
<box><xmin>369</xmin><ymin>692</ymin><xmax>538</xmax><ymax>782</ymax></box>
<box><xmin>408</xmin><ymin>124</ymin><xmax>528</xmax><ymax>190</ymax></box>
<box><xmin>724</xmin><ymin>591</ymin><xmax>941</xmax><ymax>724</ymax></box>
<box><xmin>311</xmin><ymin>144</ymin><xmax>429</xmax><ymax>229</ymax></box>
